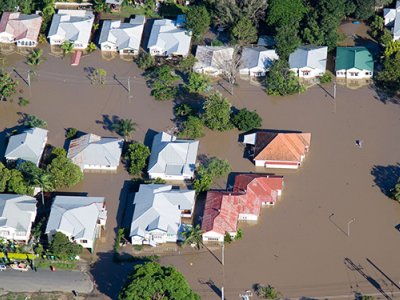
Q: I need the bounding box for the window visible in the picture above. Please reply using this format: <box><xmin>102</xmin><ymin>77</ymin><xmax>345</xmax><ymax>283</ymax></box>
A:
<box><xmin>365</xmin><ymin>72</ymin><xmax>371</xmax><ymax>76</ymax></box>
<box><xmin>207</xmin><ymin>237</ymin><xmax>219</xmax><ymax>241</ymax></box>
<box><xmin>302</xmin><ymin>71</ymin><xmax>310</xmax><ymax>76</ymax></box>
<box><xmin>81</xmin><ymin>239</ymin><xmax>88</xmax><ymax>244</ymax></box>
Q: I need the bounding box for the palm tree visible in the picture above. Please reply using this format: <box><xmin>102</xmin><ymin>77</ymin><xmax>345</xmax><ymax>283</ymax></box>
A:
<box><xmin>112</xmin><ymin>118</ymin><xmax>137</xmax><ymax>140</ymax></box>
<box><xmin>33</xmin><ymin>173</ymin><xmax>54</xmax><ymax>206</ymax></box>
<box><xmin>27</xmin><ymin>49</ymin><xmax>44</xmax><ymax>66</ymax></box>
<box><xmin>60</xmin><ymin>41</ymin><xmax>74</xmax><ymax>56</ymax></box>
<box><xmin>182</xmin><ymin>224</ymin><xmax>203</xmax><ymax>250</ymax></box>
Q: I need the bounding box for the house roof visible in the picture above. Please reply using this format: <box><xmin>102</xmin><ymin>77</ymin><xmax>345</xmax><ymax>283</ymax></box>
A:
<box><xmin>67</xmin><ymin>133</ymin><xmax>123</xmax><ymax>169</ymax></box>
<box><xmin>147</xmin><ymin>132</ymin><xmax>198</xmax><ymax>178</ymax></box>
<box><xmin>147</xmin><ymin>19</ymin><xmax>192</xmax><ymax>56</ymax></box>
<box><xmin>0</xmin><ymin>194</ymin><xmax>36</xmax><ymax>234</ymax></box>
<box><xmin>201</xmin><ymin>175</ymin><xmax>283</xmax><ymax>235</ymax></box>
<box><xmin>105</xmin><ymin>0</ymin><xmax>123</xmax><ymax>5</ymax></box>
<box><xmin>194</xmin><ymin>46</ymin><xmax>234</xmax><ymax>70</ymax></box>
<box><xmin>240</xmin><ymin>47</ymin><xmax>279</xmax><ymax>71</ymax></box>
<box><xmin>130</xmin><ymin>184</ymin><xmax>195</xmax><ymax>238</ymax></box>
<box><xmin>335</xmin><ymin>47</ymin><xmax>374</xmax><ymax>72</ymax></box>
<box><xmin>289</xmin><ymin>45</ymin><xmax>328</xmax><ymax>71</ymax></box>
<box><xmin>5</xmin><ymin>127</ymin><xmax>48</xmax><ymax>166</ymax></box>
<box><xmin>98</xmin><ymin>15</ymin><xmax>145</xmax><ymax>51</ymax></box>
<box><xmin>48</xmin><ymin>10</ymin><xmax>94</xmax><ymax>44</ymax></box>
<box><xmin>0</xmin><ymin>12</ymin><xmax>42</xmax><ymax>42</ymax></box>
<box><xmin>244</xmin><ymin>132</ymin><xmax>311</xmax><ymax>162</ymax></box>
<box><xmin>45</xmin><ymin>196</ymin><xmax>106</xmax><ymax>242</ymax></box>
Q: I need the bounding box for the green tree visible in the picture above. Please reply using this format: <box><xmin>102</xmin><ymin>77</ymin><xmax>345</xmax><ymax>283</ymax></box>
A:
<box><xmin>384</xmin><ymin>41</ymin><xmax>400</xmax><ymax>57</ymax></box>
<box><xmin>0</xmin><ymin>0</ymin><xmax>18</xmax><ymax>12</ymax></box>
<box><xmin>174</xmin><ymin>103</ymin><xmax>192</xmax><ymax>117</ymax></box>
<box><xmin>182</xmin><ymin>224</ymin><xmax>203</xmax><ymax>250</ymax></box>
<box><xmin>376</xmin><ymin>51</ymin><xmax>400</xmax><ymax>95</ymax></box>
<box><xmin>49</xmin><ymin>232</ymin><xmax>83</xmax><ymax>260</ymax></box>
<box><xmin>119</xmin><ymin>262</ymin><xmax>200</xmax><ymax>300</ymax></box>
<box><xmin>149</xmin><ymin>66</ymin><xmax>179</xmax><ymax>101</ymax></box>
<box><xmin>177</xmin><ymin>55</ymin><xmax>197</xmax><ymax>72</ymax></box>
<box><xmin>186</xmin><ymin>5</ymin><xmax>211</xmax><ymax>41</ymax></box>
<box><xmin>61</xmin><ymin>40</ymin><xmax>74</xmax><ymax>55</ymax></box>
<box><xmin>232</xmin><ymin>108</ymin><xmax>262</xmax><ymax>131</ymax></box>
<box><xmin>255</xmin><ymin>284</ymin><xmax>280</xmax><ymax>299</ymax></box>
<box><xmin>392</xmin><ymin>182</ymin><xmax>400</xmax><ymax>202</ymax></box>
<box><xmin>16</xmin><ymin>161</ymin><xmax>44</xmax><ymax>184</ymax></box>
<box><xmin>136</xmin><ymin>52</ymin><xmax>155</xmax><ymax>70</ymax></box>
<box><xmin>265</xmin><ymin>60</ymin><xmax>305</xmax><ymax>96</ymax></box>
<box><xmin>7</xmin><ymin>169</ymin><xmax>31</xmax><ymax>195</ymax></box>
<box><xmin>23</xmin><ymin>114</ymin><xmax>47</xmax><ymax>128</ymax></box>
<box><xmin>202</xmin><ymin>92</ymin><xmax>232</xmax><ymax>131</ymax></box>
<box><xmin>94</xmin><ymin>0</ymin><xmax>111</xmax><ymax>13</ymax></box>
<box><xmin>19</xmin><ymin>0</ymin><xmax>34</xmax><ymax>14</ymax></box>
<box><xmin>125</xmin><ymin>142</ymin><xmax>150</xmax><ymax>177</ymax></box>
<box><xmin>179</xmin><ymin>116</ymin><xmax>205</xmax><ymax>139</ymax></box>
<box><xmin>193</xmin><ymin>157</ymin><xmax>231</xmax><ymax>192</ymax></box>
<box><xmin>353</xmin><ymin>0</ymin><xmax>374</xmax><ymax>20</ymax></box>
<box><xmin>370</xmin><ymin>15</ymin><xmax>384</xmax><ymax>40</ymax></box>
<box><xmin>112</xmin><ymin>118</ymin><xmax>137</xmax><ymax>140</ymax></box>
<box><xmin>33</xmin><ymin>173</ymin><xmax>54</xmax><ymax>205</ymax></box>
<box><xmin>186</xmin><ymin>72</ymin><xmax>211</xmax><ymax>93</ymax></box>
<box><xmin>65</xmin><ymin>128</ymin><xmax>78</xmax><ymax>139</ymax></box>
<box><xmin>266</xmin><ymin>0</ymin><xmax>307</xmax><ymax>28</ymax></box>
<box><xmin>0</xmin><ymin>71</ymin><xmax>18</xmax><ymax>101</ymax></box>
<box><xmin>89</xmin><ymin>68</ymin><xmax>107</xmax><ymax>85</ymax></box>
<box><xmin>27</xmin><ymin>49</ymin><xmax>44</xmax><ymax>66</ymax></box>
<box><xmin>47</xmin><ymin>148</ymin><xmax>83</xmax><ymax>189</ymax></box>
<box><xmin>0</xmin><ymin>163</ymin><xmax>11</xmax><ymax>192</ymax></box>
<box><xmin>231</xmin><ymin>18</ymin><xmax>258</xmax><ymax>46</ymax></box>
<box><xmin>86</xmin><ymin>42</ymin><xmax>97</xmax><ymax>53</ymax></box>
<box><xmin>275</xmin><ymin>25</ymin><xmax>301</xmax><ymax>60</ymax></box>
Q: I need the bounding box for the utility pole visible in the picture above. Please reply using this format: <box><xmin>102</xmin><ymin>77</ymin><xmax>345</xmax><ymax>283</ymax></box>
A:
<box><xmin>347</xmin><ymin>218</ymin><xmax>355</xmax><ymax>237</ymax></box>
<box><xmin>221</xmin><ymin>242</ymin><xmax>225</xmax><ymax>300</ymax></box>
<box><xmin>333</xmin><ymin>80</ymin><xmax>336</xmax><ymax>99</ymax></box>
<box><xmin>128</xmin><ymin>76</ymin><xmax>133</xmax><ymax>102</ymax></box>
<box><xmin>27</xmin><ymin>71</ymin><xmax>31</xmax><ymax>87</ymax></box>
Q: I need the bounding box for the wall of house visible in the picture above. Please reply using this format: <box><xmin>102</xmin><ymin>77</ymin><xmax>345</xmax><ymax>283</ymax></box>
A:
<box><xmin>149</xmin><ymin>172</ymin><xmax>192</xmax><ymax>181</ymax></box>
<box><xmin>16</xmin><ymin>38</ymin><xmax>37</xmax><ymax>47</ymax></box>
<box><xmin>336</xmin><ymin>68</ymin><xmax>373</xmax><ymax>79</ymax></box>
<box><xmin>149</xmin><ymin>47</ymin><xmax>166</xmax><ymax>56</ymax></box>
<box><xmin>194</xmin><ymin>66</ymin><xmax>222</xmax><ymax>77</ymax></box>
<box><xmin>255</xmin><ymin>159</ymin><xmax>300</xmax><ymax>169</ymax></box>
<box><xmin>0</xmin><ymin>228</ymin><xmax>29</xmax><ymax>242</ymax></box>
<box><xmin>202</xmin><ymin>231</ymin><xmax>224</xmax><ymax>242</ymax></box>
<box><xmin>101</xmin><ymin>42</ymin><xmax>117</xmax><ymax>52</ymax></box>
<box><xmin>292</xmin><ymin>67</ymin><xmax>324</xmax><ymax>78</ymax></box>
<box><xmin>0</xmin><ymin>32</ymin><xmax>14</xmax><ymax>43</ymax></box>
<box><xmin>238</xmin><ymin>213</ymin><xmax>258</xmax><ymax>221</ymax></box>
<box><xmin>83</xmin><ymin>164</ymin><xmax>118</xmax><ymax>171</ymax></box>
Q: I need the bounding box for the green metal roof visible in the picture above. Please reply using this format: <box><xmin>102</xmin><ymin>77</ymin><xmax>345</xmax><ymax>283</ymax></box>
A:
<box><xmin>335</xmin><ymin>47</ymin><xmax>374</xmax><ymax>72</ymax></box>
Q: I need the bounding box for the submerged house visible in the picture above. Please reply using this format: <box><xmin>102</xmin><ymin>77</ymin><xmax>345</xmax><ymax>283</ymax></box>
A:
<box><xmin>193</xmin><ymin>46</ymin><xmax>234</xmax><ymax>76</ymax></box>
<box><xmin>4</xmin><ymin>127</ymin><xmax>48</xmax><ymax>166</ymax></box>
<box><xmin>335</xmin><ymin>47</ymin><xmax>374</xmax><ymax>79</ymax></box>
<box><xmin>147</xmin><ymin>19</ymin><xmax>192</xmax><ymax>57</ymax></box>
<box><xmin>45</xmin><ymin>196</ymin><xmax>107</xmax><ymax>251</ymax></box>
<box><xmin>289</xmin><ymin>46</ymin><xmax>328</xmax><ymax>78</ymax></box>
<box><xmin>239</xmin><ymin>47</ymin><xmax>279</xmax><ymax>77</ymax></box>
<box><xmin>129</xmin><ymin>184</ymin><xmax>195</xmax><ymax>246</ymax></box>
<box><xmin>0</xmin><ymin>12</ymin><xmax>42</xmax><ymax>47</ymax></box>
<box><xmin>99</xmin><ymin>15</ymin><xmax>145</xmax><ymax>55</ymax></box>
<box><xmin>243</xmin><ymin>131</ymin><xmax>311</xmax><ymax>169</ymax></box>
<box><xmin>384</xmin><ymin>0</ymin><xmax>400</xmax><ymax>41</ymax></box>
<box><xmin>147</xmin><ymin>132</ymin><xmax>199</xmax><ymax>180</ymax></box>
<box><xmin>48</xmin><ymin>9</ymin><xmax>94</xmax><ymax>49</ymax></box>
<box><xmin>202</xmin><ymin>174</ymin><xmax>284</xmax><ymax>242</ymax></box>
<box><xmin>67</xmin><ymin>133</ymin><xmax>123</xmax><ymax>171</ymax></box>
<box><xmin>0</xmin><ymin>194</ymin><xmax>37</xmax><ymax>243</ymax></box>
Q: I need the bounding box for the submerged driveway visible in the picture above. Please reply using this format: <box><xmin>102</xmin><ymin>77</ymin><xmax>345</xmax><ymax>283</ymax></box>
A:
<box><xmin>0</xmin><ymin>269</ymin><xmax>93</xmax><ymax>293</ymax></box>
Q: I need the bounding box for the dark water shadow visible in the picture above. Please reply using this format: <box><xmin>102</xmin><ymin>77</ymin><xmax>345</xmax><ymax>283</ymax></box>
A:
<box><xmin>198</xmin><ymin>278</ymin><xmax>222</xmax><ymax>298</ymax></box>
<box><xmin>370</xmin><ymin>164</ymin><xmax>400</xmax><ymax>197</ymax></box>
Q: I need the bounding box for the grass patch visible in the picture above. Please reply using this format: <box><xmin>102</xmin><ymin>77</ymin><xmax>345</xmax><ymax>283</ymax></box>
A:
<box><xmin>35</xmin><ymin>259</ymin><xmax>78</xmax><ymax>270</ymax></box>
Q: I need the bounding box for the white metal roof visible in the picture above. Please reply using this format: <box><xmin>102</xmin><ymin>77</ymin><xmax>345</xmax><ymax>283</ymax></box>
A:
<box><xmin>4</xmin><ymin>127</ymin><xmax>48</xmax><ymax>166</ymax></box>
<box><xmin>147</xmin><ymin>132</ymin><xmax>198</xmax><ymax>178</ymax></box>
<box><xmin>289</xmin><ymin>45</ymin><xmax>328</xmax><ymax>71</ymax></box>
<box><xmin>129</xmin><ymin>184</ymin><xmax>195</xmax><ymax>238</ymax></box>
<box><xmin>48</xmin><ymin>10</ymin><xmax>94</xmax><ymax>45</ymax></box>
<box><xmin>0</xmin><ymin>194</ymin><xmax>36</xmax><ymax>234</ymax></box>
<box><xmin>67</xmin><ymin>133</ymin><xmax>123</xmax><ymax>170</ymax></box>
<box><xmin>147</xmin><ymin>19</ymin><xmax>192</xmax><ymax>56</ymax></box>
<box><xmin>240</xmin><ymin>47</ymin><xmax>279</xmax><ymax>71</ymax></box>
<box><xmin>45</xmin><ymin>196</ymin><xmax>106</xmax><ymax>242</ymax></box>
<box><xmin>99</xmin><ymin>15</ymin><xmax>145</xmax><ymax>51</ymax></box>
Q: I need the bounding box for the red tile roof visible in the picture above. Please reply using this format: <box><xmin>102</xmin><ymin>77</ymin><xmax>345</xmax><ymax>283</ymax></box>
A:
<box><xmin>253</xmin><ymin>132</ymin><xmax>311</xmax><ymax>163</ymax></box>
<box><xmin>201</xmin><ymin>174</ymin><xmax>283</xmax><ymax>236</ymax></box>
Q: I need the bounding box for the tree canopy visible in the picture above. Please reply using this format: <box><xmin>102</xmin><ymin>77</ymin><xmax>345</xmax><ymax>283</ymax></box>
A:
<box><xmin>265</xmin><ymin>60</ymin><xmax>305</xmax><ymax>96</ymax></box>
<box><xmin>231</xmin><ymin>18</ymin><xmax>258</xmax><ymax>46</ymax></box>
<box><xmin>119</xmin><ymin>262</ymin><xmax>200</xmax><ymax>300</ymax></box>
<box><xmin>232</xmin><ymin>108</ymin><xmax>262</xmax><ymax>131</ymax></box>
<box><xmin>193</xmin><ymin>157</ymin><xmax>231</xmax><ymax>193</ymax></box>
<box><xmin>49</xmin><ymin>232</ymin><xmax>83</xmax><ymax>260</ymax></box>
<box><xmin>125</xmin><ymin>142</ymin><xmax>151</xmax><ymax>177</ymax></box>
<box><xmin>179</xmin><ymin>116</ymin><xmax>205</xmax><ymax>139</ymax></box>
<box><xmin>202</xmin><ymin>92</ymin><xmax>232</xmax><ymax>131</ymax></box>
<box><xmin>186</xmin><ymin>72</ymin><xmax>211</xmax><ymax>94</ymax></box>
<box><xmin>186</xmin><ymin>5</ymin><xmax>211</xmax><ymax>41</ymax></box>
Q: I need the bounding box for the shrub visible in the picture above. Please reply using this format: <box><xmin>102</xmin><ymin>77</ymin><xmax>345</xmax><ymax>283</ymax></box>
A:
<box><xmin>125</xmin><ymin>142</ymin><xmax>151</xmax><ymax>177</ymax></box>
<box><xmin>136</xmin><ymin>52</ymin><xmax>155</xmax><ymax>70</ymax></box>
<box><xmin>224</xmin><ymin>232</ymin><xmax>233</xmax><ymax>243</ymax></box>
<box><xmin>18</xmin><ymin>97</ymin><xmax>30</xmax><ymax>107</ymax></box>
<box><xmin>232</xmin><ymin>108</ymin><xmax>262</xmax><ymax>131</ymax></box>
<box><xmin>65</xmin><ymin>128</ymin><xmax>78</xmax><ymax>139</ymax></box>
<box><xmin>235</xmin><ymin>228</ymin><xmax>243</xmax><ymax>240</ymax></box>
<box><xmin>174</xmin><ymin>103</ymin><xmax>192</xmax><ymax>117</ymax></box>
<box><xmin>319</xmin><ymin>72</ymin><xmax>332</xmax><ymax>84</ymax></box>
<box><xmin>23</xmin><ymin>114</ymin><xmax>47</xmax><ymax>128</ymax></box>
<box><xmin>255</xmin><ymin>284</ymin><xmax>280</xmax><ymax>299</ymax></box>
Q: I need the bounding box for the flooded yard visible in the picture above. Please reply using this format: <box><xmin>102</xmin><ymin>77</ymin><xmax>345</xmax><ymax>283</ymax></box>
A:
<box><xmin>1</xmin><ymin>48</ymin><xmax>400</xmax><ymax>299</ymax></box>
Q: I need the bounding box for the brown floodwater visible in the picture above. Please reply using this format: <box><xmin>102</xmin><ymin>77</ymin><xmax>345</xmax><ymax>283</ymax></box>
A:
<box><xmin>1</xmin><ymin>48</ymin><xmax>400</xmax><ymax>299</ymax></box>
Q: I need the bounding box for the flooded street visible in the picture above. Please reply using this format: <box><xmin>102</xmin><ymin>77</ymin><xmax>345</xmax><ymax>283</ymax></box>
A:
<box><xmin>1</xmin><ymin>49</ymin><xmax>400</xmax><ymax>299</ymax></box>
